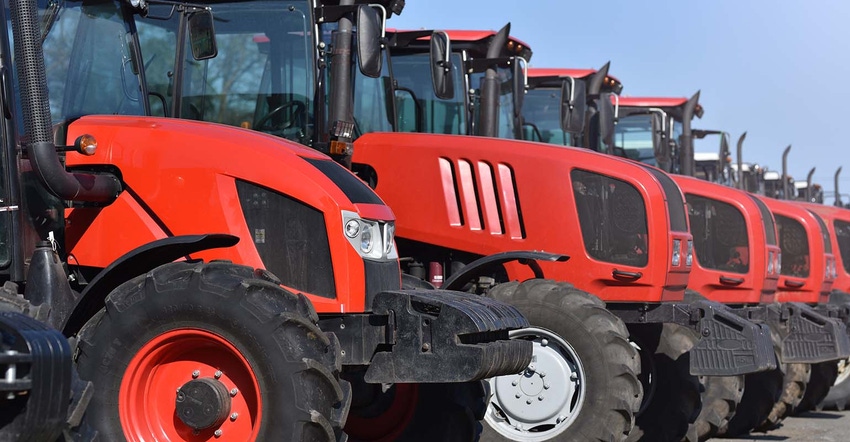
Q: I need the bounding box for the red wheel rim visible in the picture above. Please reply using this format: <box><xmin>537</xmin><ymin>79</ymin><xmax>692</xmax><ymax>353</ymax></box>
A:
<box><xmin>119</xmin><ymin>329</ymin><xmax>261</xmax><ymax>441</ymax></box>
<box><xmin>345</xmin><ymin>383</ymin><xmax>418</xmax><ymax>441</ymax></box>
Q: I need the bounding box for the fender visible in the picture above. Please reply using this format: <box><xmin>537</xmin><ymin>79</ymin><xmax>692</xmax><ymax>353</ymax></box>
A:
<box><xmin>62</xmin><ymin>234</ymin><xmax>239</xmax><ymax>336</ymax></box>
<box><xmin>443</xmin><ymin>251</ymin><xmax>568</xmax><ymax>291</ymax></box>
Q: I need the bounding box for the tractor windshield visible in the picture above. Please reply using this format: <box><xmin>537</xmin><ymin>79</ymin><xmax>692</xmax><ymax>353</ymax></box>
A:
<box><xmin>522</xmin><ymin>87</ymin><xmax>572</xmax><ymax>145</ymax></box>
<box><xmin>40</xmin><ymin>0</ymin><xmax>146</xmax><ymax>124</ymax></box>
<box><xmin>571</xmin><ymin>169</ymin><xmax>649</xmax><ymax>267</ymax></box>
<box><xmin>613</xmin><ymin>114</ymin><xmax>655</xmax><ymax>164</ymax></box>
<box><xmin>834</xmin><ymin>219</ymin><xmax>850</xmax><ymax>274</ymax></box>
<box><xmin>686</xmin><ymin>194</ymin><xmax>749</xmax><ymax>273</ymax></box>
<box><xmin>391</xmin><ymin>52</ymin><xmax>467</xmax><ymax>134</ymax></box>
<box><xmin>137</xmin><ymin>0</ymin><xmax>316</xmax><ymax>145</ymax></box>
<box><xmin>775</xmin><ymin>214</ymin><xmax>810</xmax><ymax>278</ymax></box>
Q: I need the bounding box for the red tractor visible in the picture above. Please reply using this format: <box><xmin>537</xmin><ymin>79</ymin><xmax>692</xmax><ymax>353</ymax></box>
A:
<box><xmin>356</xmin><ymin>29</ymin><xmax>777</xmax><ymax>442</ymax></box>
<box><xmin>36</xmin><ymin>1</ymin><xmax>535</xmax><ymax>440</ymax></box>
<box><xmin>608</xmin><ymin>95</ymin><xmax>850</xmax><ymax>437</ymax></box>
<box><xmin>804</xmin><ymin>202</ymin><xmax>850</xmax><ymax>410</ymax></box>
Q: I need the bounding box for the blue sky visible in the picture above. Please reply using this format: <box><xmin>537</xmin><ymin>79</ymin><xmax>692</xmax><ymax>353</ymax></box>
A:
<box><xmin>389</xmin><ymin>1</ymin><xmax>850</xmax><ymax>203</ymax></box>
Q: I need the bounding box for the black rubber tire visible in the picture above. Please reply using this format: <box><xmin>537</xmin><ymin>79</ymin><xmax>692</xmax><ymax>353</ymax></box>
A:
<box><xmin>755</xmin><ymin>363</ymin><xmax>810</xmax><ymax>431</ymax></box>
<box><xmin>719</xmin><ymin>365</ymin><xmax>783</xmax><ymax>437</ymax></box>
<box><xmin>687</xmin><ymin>374</ymin><xmax>744</xmax><ymax>441</ymax></box>
<box><xmin>75</xmin><ymin>261</ymin><xmax>349</xmax><ymax>441</ymax></box>
<box><xmin>626</xmin><ymin>323</ymin><xmax>701</xmax><ymax>442</ymax></box>
<box><xmin>480</xmin><ymin>279</ymin><xmax>641</xmax><ymax>442</ymax></box>
<box><xmin>345</xmin><ymin>379</ymin><xmax>486</xmax><ymax>442</ymax></box>
<box><xmin>796</xmin><ymin>360</ymin><xmax>839</xmax><ymax>413</ymax></box>
<box><xmin>820</xmin><ymin>359</ymin><xmax>850</xmax><ymax>410</ymax></box>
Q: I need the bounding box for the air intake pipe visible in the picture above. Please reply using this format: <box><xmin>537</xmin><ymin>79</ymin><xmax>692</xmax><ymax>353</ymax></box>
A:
<box><xmin>736</xmin><ymin>132</ymin><xmax>746</xmax><ymax>190</ymax></box>
<box><xmin>10</xmin><ymin>0</ymin><xmax>121</xmax><ymax>203</ymax></box>
<box><xmin>679</xmin><ymin>91</ymin><xmax>701</xmax><ymax>177</ymax></box>
<box><xmin>781</xmin><ymin>145</ymin><xmax>791</xmax><ymax>200</ymax></box>
<box><xmin>836</xmin><ymin>167</ymin><xmax>843</xmax><ymax>207</ymax></box>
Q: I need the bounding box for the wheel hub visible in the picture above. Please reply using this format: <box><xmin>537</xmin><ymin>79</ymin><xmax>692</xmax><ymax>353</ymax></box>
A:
<box><xmin>487</xmin><ymin>327</ymin><xmax>585</xmax><ymax>440</ymax></box>
<box><xmin>176</xmin><ymin>378</ymin><xmax>232</xmax><ymax>430</ymax></box>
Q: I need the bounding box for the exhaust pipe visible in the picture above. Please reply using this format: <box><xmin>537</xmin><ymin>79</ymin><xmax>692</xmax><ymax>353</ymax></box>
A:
<box><xmin>478</xmin><ymin>23</ymin><xmax>511</xmax><ymax>138</ymax></box>
<box><xmin>10</xmin><ymin>0</ymin><xmax>120</xmax><ymax>202</ymax></box>
<box><xmin>806</xmin><ymin>167</ymin><xmax>816</xmax><ymax>202</ymax></box>
<box><xmin>736</xmin><ymin>132</ymin><xmax>747</xmax><ymax>190</ymax></box>
<box><xmin>836</xmin><ymin>167</ymin><xmax>843</xmax><ymax>207</ymax></box>
<box><xmin>781</xmin><ymin>145</ymin><xmax>791</xmax><ymax>200</ymax></box>
<box><xmin>679</xmin><ymin>91</ymin><xmax>700</xmax><ymax>177</ymax></box>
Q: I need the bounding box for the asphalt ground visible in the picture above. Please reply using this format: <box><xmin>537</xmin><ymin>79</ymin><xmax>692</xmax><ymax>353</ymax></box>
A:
<box><xmin>714</xmin><ymin>410</ymin><xmax>850</xmax><ymax>441</ymax></box>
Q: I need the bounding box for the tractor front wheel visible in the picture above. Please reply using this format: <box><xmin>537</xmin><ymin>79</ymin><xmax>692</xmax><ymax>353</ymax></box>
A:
<box><xmin>796</xmin><ymin>360</ymin><xmax>839</xmax><ymax>413</ymax></box>
<box><xmin>75</xmin><ymin>261</ymin><xmax>349</xmax><ymax>441</ymax></box>
<box><xmin>480</xmin><ymin>280</ymin><xmax>641</xmax><ymax>442</ymax></box>
<box><xmin>345</xmin><ymin>379</ymin><xmax>486</xmax><ymax>441</ymax></box>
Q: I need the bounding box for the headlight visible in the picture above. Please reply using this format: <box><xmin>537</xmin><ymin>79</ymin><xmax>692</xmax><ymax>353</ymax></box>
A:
<box><xmin>342</xmin><ymin>211</ymin><xmax>396</xmax><ymax>260</ymax></box>
<box><xmin>685</xmin><ymin>240</ymin><xmax>693</xmax><ymax>266</ymax></box>
<box><xmin>672</xmin><ymin>239</ymin><xmax>681</xmax><ymax>266</ymax></box>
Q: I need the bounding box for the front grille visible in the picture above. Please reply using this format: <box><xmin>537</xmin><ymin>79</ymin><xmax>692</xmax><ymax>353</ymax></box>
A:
<box><xmin>364</xmin><ymin>259</ymin><xmax>401</xmax><ymax>308</ymax></box>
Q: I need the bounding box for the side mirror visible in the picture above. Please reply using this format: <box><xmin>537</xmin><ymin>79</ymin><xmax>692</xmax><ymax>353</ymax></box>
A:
<box><xmin>187</xmin><ymin>10</ymin><xmax>217</xmax><ymax>60</ymax></box>
<box><xmin>356</xmin><ymin>5</ymin><xmax>383</xmax><ymax>78</ymax></box>
<box><xmin>598</xmin><ymin>93</ymin><xmax>616</xmax><ymax>153</ymax></box>
<box><xmin>560</xmin><ymin>77</ymin><xmax>587</xmax><ymax>134</ymax></box>
<box><xmin>512</xmin><ymin>57</ymin><xmax>527</xmax><ymax>119</ymax></box>
<box><xmin>430</xmin><ymin>31</ymin><xmax>454</xmax><ymax>100</ymax></box>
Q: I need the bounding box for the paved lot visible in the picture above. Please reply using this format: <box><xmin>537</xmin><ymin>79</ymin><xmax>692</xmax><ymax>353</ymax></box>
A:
<box><xmin>715</xmin><ymin>410</ymin><xmax>850</xmax><ymax>441</ymax></box>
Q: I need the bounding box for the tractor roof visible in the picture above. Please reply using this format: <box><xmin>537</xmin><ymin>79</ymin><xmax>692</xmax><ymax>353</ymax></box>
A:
<box><xmin>527</xmin><ymin>67</ymin><xmax>622</xmax><ymax>94</ymax></box>
<box><xmin>618</xmin><ymin>96</ymin><xmax>704</xmax><ymax>120</ymax></box>
<box><xmin>387</xmin><ymin>28</ymin><xmax>532</xmax><ymax>61</ymax></box>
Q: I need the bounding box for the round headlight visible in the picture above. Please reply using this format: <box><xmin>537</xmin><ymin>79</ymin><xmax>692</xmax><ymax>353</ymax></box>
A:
<box><xmin>345</xmin><ymin>219</ymin><xmax>361</xmax><ymax>238</ymax></box>
<box><xmin>360</xmin><ymin>228</ymin><xmax>374</xmax><ymax>253</ymax></box>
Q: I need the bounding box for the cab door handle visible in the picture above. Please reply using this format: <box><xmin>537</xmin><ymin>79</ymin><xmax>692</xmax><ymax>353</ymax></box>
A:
<box><xmin>719</xmin><ymin>276</ymin><xmax>745</xmax><ymax>286</ymax></box>
<box><xmin>612</xmin><ymin>269</ymin><xmax>643</xmax><ymax>281</ymax></box>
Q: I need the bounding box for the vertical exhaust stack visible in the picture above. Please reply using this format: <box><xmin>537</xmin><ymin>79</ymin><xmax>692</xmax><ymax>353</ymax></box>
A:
<box><xmin>736</xmin><ymin>132</ymin><xmax>747</xmax><ymax>190</ymax></box>
<box><xmin>805</xmin><ymin>167</ymin><xmax>816</xmax><ymax>203</ymax></box>
<box><xmin>10</xmin><ymin>0</ymin><xmax>120</xmax><ymax>203</ymax></box>
<box><xmin>328</xmin><ymin>0</ymin><xmax>356</xmax><ymax>167</ymax></box>
<box><xmin>836</xmin><ymin>167</ymin><xmax>843</xmax><ymax>207</ymax></box>
<box><xmin>679</xmin><ymin>91</ymin><xmax>701</xmax><ymax>177</ymax></box>
<box><xmin>781</xmin><ymin>145</ymin><xmax>791</xmax><ymax>200</ymax></box>
<box><xmin>478</xmin><ymin>23</ymin><xmax>510</xmax><ymax>138</ymax></box>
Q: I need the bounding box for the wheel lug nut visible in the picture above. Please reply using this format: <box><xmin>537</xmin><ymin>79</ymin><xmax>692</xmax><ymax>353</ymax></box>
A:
<box><xmin>214</xmin><ymin>371</ymin><xmax>223</xmax><ymax>379</ymax></box>
<box><xmin>544</xmin><ymin>383</ymin><xmax>550</xmax><ymax>389</ymax></box>
<box><xmin>538</xmin><ymin>396</ymin><xmax>544</xmax><ymax>401</ymax></box>
<box><xmin>556</xmin><ymin>415</ymin><xmax>566</xmax><ymax>424</ymax></box>
<box><xmin>230</xmin><ymin>388</ymin><xmax>239</xmax><ymax>397</ymax></box>
<box><xmin>230</xmin><ymin>412</ymin><xmax>239</xmax><ymax>421</ymax></box>
<box><xmin>541</xmin><ymin>338</ymin><xmax>548</xmax><ymax>347</ymax></box>
<box><xmin>526</xmin><ymin>399</ymin><xmax>532</xmax><ymax>404</ymax></box>
<box><xmin>214</xmin><ymin>429</ymin><xmax>223</xmax><ymax>438</ymax></box>
<box><xmin>570</xmin><ymin>373</ymin><xmax>578</xmax><ymax>381</ymax></box>
<box><xmin>511</xmin><ymin>380</ymin><xmax>518</xmax><ymax>386</ymax></box>
<box><xmin>192</xmin><ymin>370</ymin><xmax>200</xmax><ymax>379</ymax></box>
<box><xmin>539</xmin><ymin>371</ymin><xmax>546</xmax><ymax>378</ymax></box>
<box><xmin>515</xmin><ymin>393</ymin><xmax>521</xmax><ymax>399</ymax></box>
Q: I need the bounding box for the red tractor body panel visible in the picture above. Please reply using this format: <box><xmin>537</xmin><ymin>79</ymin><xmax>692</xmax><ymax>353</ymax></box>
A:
<box><xmin>65</xmin><ymin>115</ymin><xmax>396</xmax><ymax>314</ymax></box>
<box><xmin>756</xmin><ymin>195</ymin><xmax>834</xmax><ymax>303</ymax></box>
<box><xmin>799</xmin><ymin>203</ymin><xmax>850</xmax><ymax>292</ymax></box>
<box><xmin>672</xmin><ymin>175</ymin><xmax>779</xmax><ymax>304</ymax></box>
<box><xmin>353</xmin><ymin>132</ymin><xmax>691</xmax><ymax>302</ymax></box>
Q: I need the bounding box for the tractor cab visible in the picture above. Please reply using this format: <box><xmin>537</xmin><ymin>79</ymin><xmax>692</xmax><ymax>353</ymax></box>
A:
<box><xmin>615</xmin><ymin>95</ymin><xmax>703</xmax><ymax>174</ymax></box>
<box><xmin>523</xmin><ymin>66</ymin><xmax>622</xmax><ymax>148</ymax></box>
<box><xmin>388</xmin><ymin>26</ymin><xmax>530</xmax><ymax>139</ymax></box>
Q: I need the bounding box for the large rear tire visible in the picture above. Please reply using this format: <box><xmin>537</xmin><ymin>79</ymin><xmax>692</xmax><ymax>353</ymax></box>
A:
<box><xmin>755</xmin><ymin>363</ymin><xmax>810</xmax><ymax>431</ymax></box>
<box><xmin>480</xmin><ymin>280</ymin><xmax>641</xmax><ymax>442</ymax></box>
<box><xmin>626</xmin><ymin>323</ymin><xmax>701</xmax><ymax>442</ymax></box>
<box><xmin>75</xmin><ymin>261</ymin><xmax>349</xmax><ymax>441</ymax></box>
<box><xmin>796</xmin><ymin>360</ymin><xmax>839</xmax><ymax>413</ymax></box>
<box><xmin>720</xmin><ymin>366</ymin><xmax>783</xmax><ymax>437</ymax></box>
<box><xmin>688</xmin><ymin>374</ymin><xmax>744</xmax><ymax>441</ymax></box>
<box><xmin>345</xmin><ymin>378</ymin><xmax>486</xmax><ymax>442</ymax></box>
